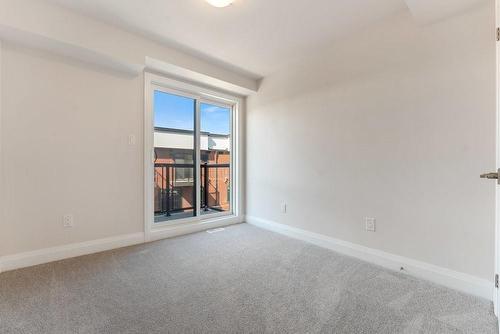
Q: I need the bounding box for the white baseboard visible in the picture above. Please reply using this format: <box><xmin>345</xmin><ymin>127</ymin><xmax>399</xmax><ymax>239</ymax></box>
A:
<box><xmin>0</xmin><ymin>216</ymin><xmax>244</xmax><ymax>274</ymax></box>
<box><xmin>0</xmin><ymin>232</ymin><xmax>145</xmax><ymax>273</ymax></box>
<box><xmin>245</xmin><ymin>215</ymin><xmax>493</xmax><ymax>301</ymax></box>
<box><xmin>148</xmin><ymin>215</ymin><xmax>243</xmax><ymax>242</ymax></box>
<box><xmin>1</xmin><ymin>215</ymin><xmax>491</xmax><ymax>301</ymax></box>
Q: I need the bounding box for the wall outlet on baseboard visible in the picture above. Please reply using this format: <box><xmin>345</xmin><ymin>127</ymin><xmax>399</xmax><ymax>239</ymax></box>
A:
<box><xmin>280</xmin><ymin>202</ymin><xmax>287</xmax><ymax>214</ymax></box>
<box><xmin>63</xmin><ymin>214</ymin><xmax>74</xmax><ymax>228</ymax></box>
<box><xmin>365</xmin><ymin>217</ymin><xmax>376</xmax><ymax>232</ymax></box>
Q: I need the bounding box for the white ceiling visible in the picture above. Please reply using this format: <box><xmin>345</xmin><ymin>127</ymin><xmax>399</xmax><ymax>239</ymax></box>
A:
<box><xmin>45</xmin><ymin>0</ymin><xmax>407</xmax><ymax>78</ymax></box>
<box><xmin>404</xmin><ymin>0</ymin><xmax>489</xmax><ymax>24</ymax></box>
<box><xmin>44</xmin><ymin>0</ymin><xmax>489</xmax><ymax>79</ymax></box>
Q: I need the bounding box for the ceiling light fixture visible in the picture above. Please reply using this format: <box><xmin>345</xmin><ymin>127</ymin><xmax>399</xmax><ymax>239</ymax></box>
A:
<box><xmin>206</xmin><ymin>0</ymin><xmax>234</xmax><ymax>8</ymax></box>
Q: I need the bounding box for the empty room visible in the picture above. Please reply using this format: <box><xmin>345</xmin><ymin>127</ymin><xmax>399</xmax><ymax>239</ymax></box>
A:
<box><xmin>1</xmin><ymin>0</ymin><xmax>500</xmax><ymax>333</ymax></box>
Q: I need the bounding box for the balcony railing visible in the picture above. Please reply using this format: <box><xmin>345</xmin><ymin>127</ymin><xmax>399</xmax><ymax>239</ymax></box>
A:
<box><xmin>154</xmin><ymin>163</ymin><xmax>230</xmax><ymax>217</ymax></box>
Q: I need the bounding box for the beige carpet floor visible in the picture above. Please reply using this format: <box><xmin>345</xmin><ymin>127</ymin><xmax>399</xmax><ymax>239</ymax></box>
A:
<box><xmin>0</xmin><ymin>223</ymin><xmax>497</xmax><ymax>333</ymax></box>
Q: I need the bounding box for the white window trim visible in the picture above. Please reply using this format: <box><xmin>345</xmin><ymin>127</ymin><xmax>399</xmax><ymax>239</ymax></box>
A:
<box><xmin>144</xmin><ymin>72</ymin><xmax>244</xmax><ymax>241</ymax></box>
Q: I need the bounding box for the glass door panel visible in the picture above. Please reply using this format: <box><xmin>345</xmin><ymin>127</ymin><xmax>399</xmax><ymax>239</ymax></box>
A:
<box><xmin>153</xmin><ymin>90</ymin><xmax>196</xmax><ymax>222</ymax></box>
<box><xmin>199</xmin><ymin>102</ymin><xmax>232</xmax><ymax>215</ymax></box>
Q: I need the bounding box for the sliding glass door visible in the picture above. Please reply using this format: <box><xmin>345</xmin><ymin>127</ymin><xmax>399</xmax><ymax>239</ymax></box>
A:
<box><xmin>153</xmin><ymin>90</ymin><xmax>197</xmax><ymax>222</ymax></box>
<box><xmin>152</xmin><ymin>87</ymin><xmax>233</xmax><ymax>224</ymax></box>
<box><xmin>200</xmin><ymin>102</ymin><xmax>232</xmax><ymax>216</ymax></box>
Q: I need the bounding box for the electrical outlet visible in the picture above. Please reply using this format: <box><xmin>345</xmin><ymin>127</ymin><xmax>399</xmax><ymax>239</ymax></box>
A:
<box><xmin>365</xmin><ymin>217</ymin><xmax>376</xmax><ymax>232</ymax></box>
<box><xmin>63</xmin><ymin>214</ymin><xmax>74</xmax><ymax>228</ymax></box>
<box><xmin>280</xmin><ymin>202</ymin><xmax>287</xmax><ymax>214</ymax></box>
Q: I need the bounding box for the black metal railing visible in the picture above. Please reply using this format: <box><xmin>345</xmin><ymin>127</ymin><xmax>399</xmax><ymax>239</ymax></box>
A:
<box><xmin>154</xmin><ymin>163</ymin><xmax>230</xmax><ymax>217</ymax></box>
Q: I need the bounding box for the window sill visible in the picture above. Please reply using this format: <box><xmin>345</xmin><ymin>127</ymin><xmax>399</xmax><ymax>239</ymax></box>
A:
<box><xmin>147</xmin><ymin>214</ymin><xmax>243</xmax><ymax>242</ymax></box>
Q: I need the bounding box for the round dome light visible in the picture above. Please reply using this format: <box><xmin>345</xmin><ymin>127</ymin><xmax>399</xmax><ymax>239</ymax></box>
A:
<box><xmin>206</xmin><ymin>0</ymin><xmax>234</xmax><ymax>8</ymax></box>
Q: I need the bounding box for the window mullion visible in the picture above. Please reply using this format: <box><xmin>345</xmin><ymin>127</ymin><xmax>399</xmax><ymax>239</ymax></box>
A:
<box><xmin>195</xmin><ymin>99</ymin><xmax>201</xmax><ymax>218</ymax></box>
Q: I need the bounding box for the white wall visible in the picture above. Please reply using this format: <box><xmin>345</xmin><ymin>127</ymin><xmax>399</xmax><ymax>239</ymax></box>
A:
<box><xmin>0</xmin><ymin>0</ymin><xmax>251</xmax><ymax>258</ymax></box>
<box><xmin>246</xmin><ymin>4</ymin><xmax>496</xmax><ymax>280</ymax></box>
<box><xmin>0</xmin><ymin>44</ymin><xmax>143</xmax><ymax>256</ymax></box>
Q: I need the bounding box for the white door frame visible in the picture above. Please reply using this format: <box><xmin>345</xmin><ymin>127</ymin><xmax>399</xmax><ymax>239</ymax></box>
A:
<box><xmin>495</xmin><ymin>0</ymin><xmax>500</xmax><ymax>318</ymax></box>
<box><xmin>143</xmin><ymin>72</ymin><xmax>244</xmax><ymax>242</ymax></box>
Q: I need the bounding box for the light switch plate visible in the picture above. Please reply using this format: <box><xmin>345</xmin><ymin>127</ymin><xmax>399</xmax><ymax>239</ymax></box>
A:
<box><xmin>128</xmin><ymin>134</ymin><xmax>136</xmax><ymax>145</ymax></box>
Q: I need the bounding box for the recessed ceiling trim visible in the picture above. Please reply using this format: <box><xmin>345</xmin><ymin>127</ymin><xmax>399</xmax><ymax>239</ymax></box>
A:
<box><xmin>403</xmin><ymin>0</ymin><xmax>488</xmax><ymax>24</ymax></box>
<box><xmin>145</xmin><ymin>56</ymin><xmax>259</xmax><ymax>96</ymax></box>
<box><xmin>0</xmin><ymin>24</ymin><xmax>144</xmax><ymax>76</ymax></box>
